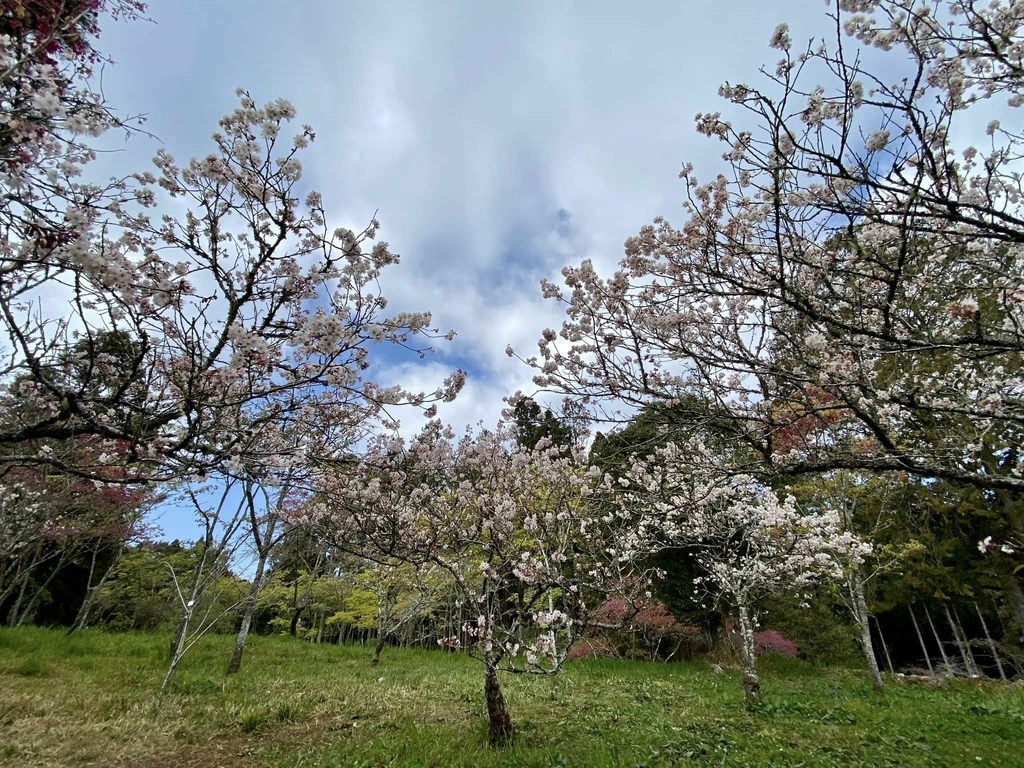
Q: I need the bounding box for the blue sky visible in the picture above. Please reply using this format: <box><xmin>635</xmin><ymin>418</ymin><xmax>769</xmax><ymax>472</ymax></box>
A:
<box><xmin>93</xmin><ymin>0</ymin><xmax>833</xmax><ymax>540</ymax></box>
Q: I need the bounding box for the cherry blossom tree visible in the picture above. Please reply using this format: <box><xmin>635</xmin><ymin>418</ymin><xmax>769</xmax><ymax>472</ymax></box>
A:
<box><xmin>162</xmin><ymin>475</ymin><xmax>250</xmax><ymax>685</ymax></box>
<box><xmin>518</xmin><ymin>0</ymin><xmax>1024</xmax><ymax>493</ymax></box>
<box><xmin>315</xmin><ymin>418</ymin><xmax>653</xmax><ymax>746</ymax></box>
<box><xmin>1</xmin><ymin>2</ymin><xmax>464</xmax><ymax>485</ymax></box>
<box><xmin>611</xmin><ymin>438</ymin><xmax>869</xmax><ymax>703</ymax></box>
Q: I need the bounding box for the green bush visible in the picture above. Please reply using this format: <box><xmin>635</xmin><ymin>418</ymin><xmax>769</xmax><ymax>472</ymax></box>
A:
<box><xmin>761</xmin><ymin>589</ymin><xmax>862</xmax><ymax>667</ymax></box>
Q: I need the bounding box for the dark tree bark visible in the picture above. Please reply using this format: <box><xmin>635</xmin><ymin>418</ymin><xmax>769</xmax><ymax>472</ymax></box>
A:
<box><xmin>371</xmin><ymin>632</ymin><xmax>386</xmax><ymax>666</ymax></box>
<box><xmin>1006</xmin><ymin>581</ymin><xmax>1024</xmax><ymax>645</ymax></box>
<box><xmin>484</xmin><ymin>662</ymin><xmax>513</xmax><ymax>746</ymax></box>
<box><xmin>289</xmin><ymin>605</ymin><xmax>305</xmax><ymax>638</ymax></box>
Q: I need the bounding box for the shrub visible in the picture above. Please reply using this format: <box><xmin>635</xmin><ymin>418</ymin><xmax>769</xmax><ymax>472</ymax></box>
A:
<box><xmin>754</xmin><ymin>629</ymin><xmax>800</xmax><ymax>659</ymax></box>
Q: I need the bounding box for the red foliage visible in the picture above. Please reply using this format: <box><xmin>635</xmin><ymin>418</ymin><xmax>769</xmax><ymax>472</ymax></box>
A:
<box><xmin>590</xmin><ymin>598</ymin><xmax>705</xmax><ymax>661</ymax></box>
<box><xmin>632</xmin><ymin>603</ymin><xmax>682</xmax><ymax>631</ymax></box>
<box><xmin>753</xmin><ymin>629</ymin><xmax>801</xmax><ymax>658</ymax></box>
<box><xmin>0</xmin><ymin>0</ymin><xmax>144</xmax><ymax>61</ymax></box>
<box><xmin>594</xmin><ymin>597</ymin><xmax>630</xmax><ymax>624</ymax></box>
<box><xmin>565</xmin><ymin>637</ymin><xmax>617</xmax><ymax>662</ymax></box>
<box><xmin>771</xmin><ymin>387</ymin><xmax>848</xmax><ymax>454</ymax></box>
<box><xmin>595</xmin><ymin>598</ymin><xmax>694</xmax><ymax>634</ymax></box>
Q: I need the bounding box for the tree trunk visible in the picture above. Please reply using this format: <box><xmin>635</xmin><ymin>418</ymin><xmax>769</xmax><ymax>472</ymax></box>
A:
<box><xmin>737</xmin><ymin>599</ymin><xmax>760</xmax><ymax>704</ymax></box>
<box><xmin>14</xmin><ymin>550</ymin><xmax>68</xmax><ymax>627</ymax></box>
<box><xmin>873</xmin><ymin>616</ymin><xmax>895</xmax><ymax>674</ymax></box>
<box><xmin>944</xmin><ymin>603</ymin><xmax>978</xmax><ymax>676</ymax></box>
<box><xmin>484</xmin><ymin>662</ymin><xmax>513</xmax><ymax>746</ymax></box>
<box><xmin>160</xmin><ymin>599</ymin><xmax>194</xmax><ymax>699</ymax></box>
<box><xmin>371</xmin><ymin>632</ymin><xmax>386</xmax><ymax>666</ymax></box>
<box><xmin>5</xmin><ymin>541</ymin><xmax>49</xmax><ymax>625</ymax></box>
<box><xmin>909</xmin><ymin>607</ymin><xmax>933</xmax><ymax>674</ymax></box>
<box><xmin>289</xmin><ymin>606</ymin><xmax>305</xmax><ymax>638</ymax></box>
<box><xmin>227</xmin><ymin>544</ymin><xmax>271</xmax><ymax>674</ymax></box>
<box><xmin>975</xmin><ymin>601</ymin><xmax>1006</xmax><ymax>681</ymax></box>
<box><xmin>170</xmin><ymin>556</ymin><xmax>207</xmax><ymax>658</ymax></box>
<box><xmin>69</xmin><ymin>546</ymin><xmax>100</xmax><ymax>632</ymax></box>
<box><xmin>288</xmin><ymin>555</ymin><xmax>322</xmax><ymax>639</ymax></box>
<box><xmin>7</xmin><ymin>570</ymin><xmax>32</xmax><ymax>627</ymax></box>
<box><xmin>71</xmin><ymin>542</ymin><xmax>123</xmax><ymax>634</ymax></box>
<box><xmin>849</xmin><ymin>567</ymin><xmax>883</xmax><ymax>691</ymax></box>
<box><xmin>952</xmin><ymin>605</ymin><xmax>980</xmax><ymax>676</ymax></box>
<box><xmin>924</xmin><ymin>605</ymin><xmax>952</xmax><ymax>671</ymax></box>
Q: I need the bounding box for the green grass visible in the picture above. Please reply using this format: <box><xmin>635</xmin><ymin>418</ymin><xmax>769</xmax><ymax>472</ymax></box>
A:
<box><xmin>1</xmin><ymin>627</ymin><xmax>1022</xmax><ymax>767</ymax></box>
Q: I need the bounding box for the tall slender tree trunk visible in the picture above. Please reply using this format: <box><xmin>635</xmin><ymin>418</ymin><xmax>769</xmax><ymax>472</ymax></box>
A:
<box><xmin>873</xmin><ymin>616</ymin><xmax>894</xmax><ymax>674</ymax></box>
<box><xmin>975</xmin><ymin>601</ymin><xmax>1006</xmax><ymax>681</ymax></box>
<box><xmin>736</xmin><ymin>598</ymin><xmax>759</xmax><ymax>704</ymax></box>
<box><xmin>71</xmin><ymin>542</ymin><xmax>123</xmax><ymax>634</ymax></box>
<box><xmin>6</xmin><ymin>541</ymin><xmax>48</xmax><ymax>625</ymax></box>
<box><xmin>849</xmin><ymin>567</ymin><xmax>883</xmax><ymax>691</ymax></box>
<box><xmin>227</xmin><ymin>540</ymin><xmax>272</xmax><ymax>674</ymax></box>
<box><xmin>170</xmin><ymin>548</ymin><xmax>210</xmax><ymax>658</ymax></box>
<box><xmin>909</xmin><ymin>606</ymin><xmax>934</xmax><ymax>674</ymax></box>
<box><xmin>14</xmin><ymin>551</ymin><xmax>68</xmax><ymax>627</ymax></box>
<box><xmin>160</xmin><ymin>597</ymin><xmax>194</xmax><ymax>699</ymax></box>
<box><xmin>7</xmin><ymin>570</ymin><xmax>32</xmax><ymax>627</ymax></box>
<box><xmin>944</xmin><ymin>603</ymin><xmax>978</xmax><ymax>676</ymax></box>
<box><xmin>484</xmin><ymin>660</ymin><xmax>513</xmax><ymax>746</ymax></box>
<box><xmin>70</xmin><ymin>546</ymin><xmax>100</xmax><ymax>631</ymax></box>
<box><xmin>924</xmin><ymin>605</ymin><xmax>952</xmax><ymax>671</ymax></box>
<box><xmin>289</xmin><ymin>606</ymin><xmax>305</xmax><ymax>637</ymax></box>
<box><xmin>953</xmin><ymin>605</ymin><xmax>980</xmax><ymax>676</ymax></box>
<box><xmin>289</xmin><ymin>559</ymin><xmax>321</xmax><ymax>638</ymax></box>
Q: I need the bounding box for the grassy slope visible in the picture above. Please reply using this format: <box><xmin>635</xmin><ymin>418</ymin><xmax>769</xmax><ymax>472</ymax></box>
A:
<box><xmin>1</xmin><ymin>627</ymin><xmax>1022</xmax><ymax>767</ymax></box>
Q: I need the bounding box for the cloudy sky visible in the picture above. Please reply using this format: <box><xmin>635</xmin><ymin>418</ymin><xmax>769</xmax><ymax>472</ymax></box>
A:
<box><xmin>93</xmin><ymin>0</ymin><xmax>840</xmax><ymax>538</ymax></box>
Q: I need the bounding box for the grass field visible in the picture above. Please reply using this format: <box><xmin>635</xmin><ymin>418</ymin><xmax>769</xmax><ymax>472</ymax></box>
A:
<box><xmin>1</xmin><ymin>627</ymin><xmax>1023</xmax><ymax>767</ymax></box>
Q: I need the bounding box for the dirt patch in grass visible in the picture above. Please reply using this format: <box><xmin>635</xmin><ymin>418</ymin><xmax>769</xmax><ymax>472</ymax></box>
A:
<box><xmin>129</xmin><ymin>716</ymin><xmax>356</xmax><ymax>768</ymax></box>
<box><xmin>128</xmin><ymin>734</ymin><xmax>256</xmax><ymax>768</ymax></box>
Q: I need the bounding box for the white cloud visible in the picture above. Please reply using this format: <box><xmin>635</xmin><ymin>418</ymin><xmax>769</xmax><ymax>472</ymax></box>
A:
<box><xmin>96</xmin><ymin>1</ymin><xmax>831</xmax><ymax>433</ymax></box>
